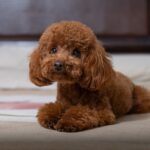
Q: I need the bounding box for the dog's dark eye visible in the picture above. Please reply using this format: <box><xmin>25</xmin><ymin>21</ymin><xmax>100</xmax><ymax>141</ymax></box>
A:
<box><xmin>50</xmin><ymin>47</ymin><xmax>57</xmax><ymax>54</ymax></box>
<box><xmin>72</xmin><ymin>49</ymin><xmax>81</xmax><ymax>58</ymax></box>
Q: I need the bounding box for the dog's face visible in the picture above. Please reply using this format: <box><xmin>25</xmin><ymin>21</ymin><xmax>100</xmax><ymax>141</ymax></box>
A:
<box><xmin>39</xmin><ymin>22</ymin><xmax>95</xmax><ymax>83</ymax></box>
<box><xmin>29</xmin><ymin>21</ymin><xmax>114</xmax><ymax>90</ymax></box>
<box><xmin>41</xmin><ymin>45</ymin><xmax>82</xmax><ymax>83</ymax></box>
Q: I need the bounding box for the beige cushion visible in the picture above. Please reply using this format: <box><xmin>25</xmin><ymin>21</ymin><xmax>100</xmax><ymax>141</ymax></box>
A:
<box><xmin>0</xmin><ymin>113</ymin><xmax>150</xmax><ymax>150</ymax></box>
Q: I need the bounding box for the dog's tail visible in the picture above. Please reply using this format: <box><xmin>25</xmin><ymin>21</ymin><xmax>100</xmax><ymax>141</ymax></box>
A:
<box><xmin>130</xmin><ymin>85</ymin><xmax>150</xmax><ymax>114</ymax></box>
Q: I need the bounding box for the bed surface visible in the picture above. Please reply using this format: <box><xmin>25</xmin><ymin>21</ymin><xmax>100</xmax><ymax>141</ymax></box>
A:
<box><xmin>0</xmin><ymin>113</ymin><xmax>150</xmax><ymax>150</ymax></box>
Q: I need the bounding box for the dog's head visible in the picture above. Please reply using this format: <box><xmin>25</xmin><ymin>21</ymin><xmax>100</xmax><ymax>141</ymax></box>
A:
<box><xmin>29</xmin><ymin>21</ymin><xmax>114</xmax><ymax>90</ymax></box>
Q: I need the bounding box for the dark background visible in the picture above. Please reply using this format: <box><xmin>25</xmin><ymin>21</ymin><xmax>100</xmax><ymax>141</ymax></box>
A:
<box><xmin>0</xmin><ymin>0</ymin><xmax>150</xmax><ymax>52</ymax></box>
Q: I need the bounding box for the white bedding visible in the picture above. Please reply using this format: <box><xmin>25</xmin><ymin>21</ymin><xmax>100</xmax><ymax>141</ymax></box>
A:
<box><xmin>0</xmin><ymin>41</ymin><xmax>150</xmax><ymax>89</ymax></box>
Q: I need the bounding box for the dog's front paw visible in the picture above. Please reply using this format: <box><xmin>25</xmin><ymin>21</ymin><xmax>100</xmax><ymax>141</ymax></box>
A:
<box><xmin>38</xmin><ymin>115</ymin><xmax>59</xmax><ymax>129</ymax></box>
<box><xmin>54</xmin><ymin>119</ymin><xmax>81</xmax><ymax>132</ymax></box>
<box><xmin>54</xmin><ymin>106</ymin><xmax>99</xmax><ymax>132</ymax></box>
<box><xmin>37</xmin><ymin>102</ymin><xmax>64</xmax><ymax>129</ymax></box>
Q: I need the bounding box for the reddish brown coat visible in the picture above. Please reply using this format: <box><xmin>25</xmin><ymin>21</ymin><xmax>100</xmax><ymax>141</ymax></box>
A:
<box><xmin>29</xmin><ymin>21</ymin><xmax>150</xmax><ymax>132</ymax></box>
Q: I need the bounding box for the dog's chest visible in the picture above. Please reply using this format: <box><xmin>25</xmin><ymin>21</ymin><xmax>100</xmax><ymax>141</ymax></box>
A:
<box><xmin>57</xmin><ymin>83</ymin><xmax>82</xmax><ymax>104</ymax></box>
<box><xmin>57</xmin><ymin>83</ymin><xmax>101</xmax><ymax>106</ymax></box>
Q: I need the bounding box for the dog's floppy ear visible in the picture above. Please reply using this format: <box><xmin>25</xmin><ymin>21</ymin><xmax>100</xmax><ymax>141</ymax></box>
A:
<box><xmin>80</xmin><ymin>43</ymin><xmax>114</xmax><ymax>90</ymax></box>
<box><xmin>29</xmin><ymin>48</ymin><xmax>52</xmax><ymax>86</ymax></box>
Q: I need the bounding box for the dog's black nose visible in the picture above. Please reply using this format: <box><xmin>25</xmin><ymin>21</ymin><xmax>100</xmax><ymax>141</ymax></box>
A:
<box><xmin>54</xmin><ymin>61</ymin><xmax>64</xmax><ymax>72</ymax></box>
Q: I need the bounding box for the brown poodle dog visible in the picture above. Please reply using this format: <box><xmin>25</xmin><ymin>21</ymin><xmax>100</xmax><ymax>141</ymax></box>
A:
<box><xmin>29</xmin><ymin>21</ymin><xmax>150</xmax><ymax>132</ymax></box>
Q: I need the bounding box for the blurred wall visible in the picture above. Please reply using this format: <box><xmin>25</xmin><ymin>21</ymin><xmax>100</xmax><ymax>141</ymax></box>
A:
<box><xmin>0</xmin><ymin>0</ymin><xmax>150</xmax><ymax>52</ymax></box>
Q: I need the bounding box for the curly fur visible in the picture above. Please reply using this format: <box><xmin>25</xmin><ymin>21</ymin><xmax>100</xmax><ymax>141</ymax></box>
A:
<box><xmin>29</xmin><ymin>21</ymin><xmax>150</xmax><ymax>132</ymax></box>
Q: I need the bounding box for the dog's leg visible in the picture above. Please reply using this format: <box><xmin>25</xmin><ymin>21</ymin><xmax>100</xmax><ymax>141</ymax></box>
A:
<box><xmin>37</xmin><ymin>102</ymin><xmax>65</xmax><ymax>129</ymax></box>
<box><xmin>54</xmin><ymin>105</ymin><xmax>99</xmax><ymax>132</ymax></box>
<box><xmin>55</xmin><ymin>105</ymin><xmax>116</xmax><ymax>132</ymax></box>
<box><xmin>130</xmin><ymin>85</ymin><xmax>150</xmax><ymax>113</ymax></box>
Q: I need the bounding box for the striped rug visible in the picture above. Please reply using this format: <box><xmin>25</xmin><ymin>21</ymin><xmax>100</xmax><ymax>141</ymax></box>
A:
<box><xmin>0</xmin><ymin>90</ymin><xmax>56</xmax><ymax>122</ymax></box>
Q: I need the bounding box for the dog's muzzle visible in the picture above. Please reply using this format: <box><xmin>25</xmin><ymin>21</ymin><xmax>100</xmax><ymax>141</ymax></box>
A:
<box><xmin>54</xmin><ymin>61</ymin><xmax>64</xmax><ymax>73</ymax></box>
